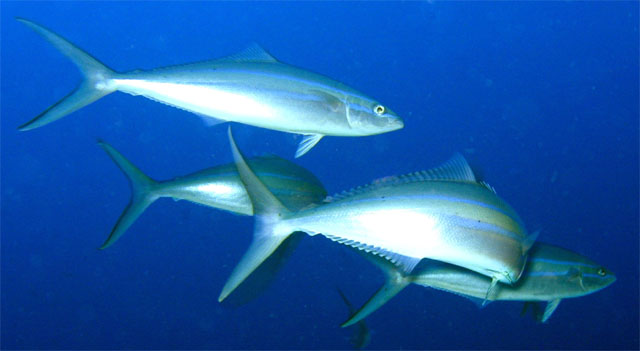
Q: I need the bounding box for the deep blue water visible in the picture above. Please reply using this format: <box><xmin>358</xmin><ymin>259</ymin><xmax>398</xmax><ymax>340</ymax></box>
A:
<box><xmin>1</xmin><ymin>2</ymin><xmax>638</xmax><ymax>349</ymax></box>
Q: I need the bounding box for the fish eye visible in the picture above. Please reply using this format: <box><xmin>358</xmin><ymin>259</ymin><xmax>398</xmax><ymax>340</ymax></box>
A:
<box><xmin>597</xmin><ymin>268</ymin><xmax>607</xmax><ymax>276</ymax></box>
<box><xmin>374</xmin><ymin>105</ymin><xmax>385</xmax><ymax>116</ymax></box>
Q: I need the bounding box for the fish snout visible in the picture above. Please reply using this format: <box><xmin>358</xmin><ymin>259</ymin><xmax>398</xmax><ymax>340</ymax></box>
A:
<box><xmin>390</xmin><ymin>115</ymin><xmax>405</xmax><ymax>131</ymax></box>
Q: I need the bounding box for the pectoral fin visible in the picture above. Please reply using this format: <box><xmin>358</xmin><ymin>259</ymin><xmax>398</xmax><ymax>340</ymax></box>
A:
<box><xmin>482</xmin><ymin>277</ymin><xmax>499</xmax><ymax>306</ymax></box>
<box><xmin>566</xmin><ymin>268</ymin><xmax>585</xmax><ymax>290</ymax></box>
<box><xmin>295</xmin><ymin>134</ymin><xmax>323</xmax><ymax>158</ymax></box>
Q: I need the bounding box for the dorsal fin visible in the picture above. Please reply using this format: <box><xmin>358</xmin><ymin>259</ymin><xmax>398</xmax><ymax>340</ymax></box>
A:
<box><xmin>325</xmin><ymin>153</ymin><xmax>479</xmax><ymax>202</ymax></box>
<box><xmin>480</xmin><ymin>181</ymin><xmax>497</xmax><ymax>194</ymax></box>
<box><xmin>218</xmin><ymin>43</ymin><xmax>278</xmax><ymax>63</ymax></box>
<box><xmin>418</xmin><ymin>152</ymin><xmax>477</xmax><ymax>182</ymax></box>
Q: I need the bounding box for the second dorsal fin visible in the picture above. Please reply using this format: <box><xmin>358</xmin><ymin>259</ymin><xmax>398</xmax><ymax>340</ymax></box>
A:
<box><xmin>218</xmin><ymin>43</ymin><xmax>278</xmax><ymax>63</ymax></box>
<box><xmin>325</xmin><ymin>153</ymin><xmax>480</xmax><ymax>202</ymax></box>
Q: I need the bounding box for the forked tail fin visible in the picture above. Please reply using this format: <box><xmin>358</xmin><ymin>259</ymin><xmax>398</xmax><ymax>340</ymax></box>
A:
<box><xmin>17</xmin><ymin>18</ymin><xmax>116</xmax><ymax>130</ymax></box>
<box><xmin>98</xmin><ymin>141</ymin><xmax>158</xmax><ymax>249</ymax></box>
<box><xmin>338</xmin><ymin>288</ymin><xmax>372</xmax><ymax>350</ymax></box>
<box><xmin>219</xmin><ymin>128</ymin><xmax>294</xmax><ymax>301</ymax></box>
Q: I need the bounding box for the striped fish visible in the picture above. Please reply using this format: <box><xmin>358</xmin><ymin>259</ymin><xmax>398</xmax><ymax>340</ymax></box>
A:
<box><xmin>98</xmin><ymin>141</ymin><xmax>327</xmax><ymax>249</ymax></box>
<box><xmin>17</xmin><ymin>18</ymin><xmax>403</xmax><ymax>157</ymax></box>
<box><xmin>99</xmin><ymin>141</ymin><xmax>327</xmax><ymax>301</ymax></box>
<box><xmin>227</xmin><ymin>128</ymin><xmax>536</xmax><ymax>304</ymax></box>
<box><xmin>342</xmin><ymin>243</ymin><xmax>616</xmax><ymax>326</ymax></box>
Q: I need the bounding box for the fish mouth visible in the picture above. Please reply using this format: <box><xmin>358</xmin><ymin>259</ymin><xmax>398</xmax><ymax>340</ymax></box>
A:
<box><xmin>388</xmin><ymin>117</ymin><xmax>404</xmax><ymax>131</ymax></box>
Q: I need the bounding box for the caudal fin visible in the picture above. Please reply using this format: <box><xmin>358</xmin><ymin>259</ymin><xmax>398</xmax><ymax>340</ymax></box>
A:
<box><xmin>342</xmin><ymin>250</ymin><xmax>411</xmax><ymax>327</ymax></box>
<box><xmin>219</xmin><ymin>128</ymin><xmax>293</xmax><ymax>301</ymax></box>
<box><xmin>338</xmin><ymin>288</ymin><xmax>372</xmax><ymax>350</ymax></box>
<box><xmin>17</xmin><ymin>18</ymin><xmax>116</xmax><ymax>131</ymax></box>
<box><xmin>98</xmin><ymin>141</ymin><xmax>158</xmax><ymax>249</ymax></box>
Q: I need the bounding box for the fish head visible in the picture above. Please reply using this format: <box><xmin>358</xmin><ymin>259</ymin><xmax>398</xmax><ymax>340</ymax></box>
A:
<box><xmin>345</xmin><ymin>97</ymin><xmax>404</xmax><ymax>135</ymax></box>
<box><xmin>524</xmin><ymin>244</ymin><xmax>617</xmax><ymax>298</ymax></box>
<box><xmin>575</xmin><ymin>264</ymin><xmax>616</xmax><ymax>293</ymax></box>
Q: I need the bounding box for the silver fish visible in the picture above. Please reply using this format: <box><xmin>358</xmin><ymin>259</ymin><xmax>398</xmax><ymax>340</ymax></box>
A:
<box><xmin>17</xmin><ymin>18</ymin><xmax>403</xmax><ymax>157</ymax></box>
<box><xmin>98</xmin><ymin>141</ymin><xmax>327</xmax><ymax>249</ymax></box>
<box><xmin>227</xmin><ymin>128</ymin><xmax>536</xmax><ymax>305</ymax></box>
<box><xmin>98</xmin><ymin>141</ymin><xmax>326</xmax><ymax>301</ymax></box>
<box><xmin>342</xmin><ymin>243</ymin><xmax>616</xmax><ymax>326</ymax></box>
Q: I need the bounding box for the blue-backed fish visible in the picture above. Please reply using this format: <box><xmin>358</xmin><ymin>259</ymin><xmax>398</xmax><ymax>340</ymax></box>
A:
<box><xmin>17</xmin><ymin>18</ymin><xmax>403</xmax><ymax>157</ymax></box>
<box><xmin>98</xmin><ymin>141</ymin><xmax>326</xmax><ymax>301</ymax></box>
<box><xmin>342</xmin><ymin>243</ymin><xmax>616</xmax><ymax>326</ymax></box>
<box><xmin>226</xmin><ymin>128</ymin><xmax>536</xmax><ymax>304</ymax></box>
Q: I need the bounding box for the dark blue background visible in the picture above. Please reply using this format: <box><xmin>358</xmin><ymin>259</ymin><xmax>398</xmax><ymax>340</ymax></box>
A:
<box><xmin>2</xmin><ymin>1</ymin><xmax>637</xmax><ymax>349</ymax></box>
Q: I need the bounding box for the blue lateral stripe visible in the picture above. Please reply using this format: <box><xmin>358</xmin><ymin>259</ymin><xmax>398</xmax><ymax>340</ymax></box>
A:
<box><xmin>582</xmin><ymin>273</ymin><xmax>609</xmax><ymax>279</ymax></box>
<box><xmin>527</xmin><ymin>270</ymin><xmax>609</xmax><ymax>279</ymax></box>
<box><xmin>219</xmin><ymin>82</ymin><xmax>374</xmax><ymax>116</ymax></box>
<box><xmin>213</xmin><ymin>82</ymin><xmax>373</xmax><ymax>117</ymax></box>
<box><xmin>343</xmin><ymin>194</ymin><xmax>514</xmax><ymax>219</ymax></box>
<box><xmin>209</xmin><ymin>67</ymin><xmax>375</xmax><ymax>104</ymax></box>
<box><xmin>527</xmin><ymin>271</ymin><xmax>563</xmax><ymax>277</ymax></box>
<box><xmin>211</xmin><ymin>170</ymin><xmax>310</xmax><ymax>183</ymax></box>
<box><xmin>272</xmin><ymin>188</ymin><xmax>318</xmax><ymax>196</ymax></box>
<box><xmin>213</xmin><ymin>82</ymin><xmax>329</xmax><ymax>103</ymax></box>
<box><xmin>529</xmin><ymin>258</ymin><xmax>600</xmax><ymax>269</ymax></box>
<box><xmin>445</xmin><ymin>214</ymin><xmax>523</xmax><ymax>242</ymax></box>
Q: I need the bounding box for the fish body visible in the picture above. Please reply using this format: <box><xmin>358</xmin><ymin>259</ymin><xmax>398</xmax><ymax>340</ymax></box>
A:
<box><xmin>98</xmin><ymin>141</ymin><xmax>326</xmax><ymax>249</ymax></box>
<box><xmin>225</xmin><ymin>129</ymin><xmax>535</xmax><ymax>304</ymax></box>
<box><xmin>113</xmin><ymin>61</ymin><xmax>399</xmax><ymax>138</ymax></box>
<box><xmin>154</xmin><ymin>155</ymin><xmax>327</xmax><ymax>215</ymax></box>
<box><xmin>414</xmin><ymin>243</ymin><xmax>616</xmax><ymax>302</ymax></box>
<box><xmin>99</xmin><ymin>141</ymin><xmax>327</xmax><ymax>301</ymax></box>
<box><xmin>18</xmin><ymin>18</ymin><xmax>403</xmax><ymax>157</ymax></box>
<box><xmin>284</xmin><ymin>177</ymin><xmax>530</xmax><ymax>285</ymax></box>
<box><xmin>342</xmin><ymin>243</ymin><xmax>616</xmax><ymax>326</ymax></box>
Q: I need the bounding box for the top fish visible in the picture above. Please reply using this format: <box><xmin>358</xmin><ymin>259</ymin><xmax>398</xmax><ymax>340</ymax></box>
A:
<box><xmin>16</xmin><ymin>18</ymin><xmax>404</xmax><ymax>157</ymax></box>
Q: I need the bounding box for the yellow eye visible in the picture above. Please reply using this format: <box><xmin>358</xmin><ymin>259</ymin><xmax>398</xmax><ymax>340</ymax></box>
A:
<box><xmin>374</xmin><ymin>105</ymin><xmax>385</xmax><ymax>115</ymax></box>
<box><xmin>597</xmin><ymin>268</ymin><xmax>607</xmax><ymax>276</ymax></box>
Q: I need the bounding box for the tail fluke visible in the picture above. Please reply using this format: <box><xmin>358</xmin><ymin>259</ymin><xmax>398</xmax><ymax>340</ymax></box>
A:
<box><xmin>98</xmin><ymin>141</ymin><xmax>158</xmax><ymax>249</ymax></box>
<box><xmin>341</xmin><ymin>276</ymin><xmax>410</xmax><ymax>327</ymax></box>
<box><xmin>219</xmin><ymin>127</ymin><xmax>293</xmax><ymax>301</ymax></box>
<box><xmin>17</xmin><ymin>18</ymin><xmax>116</xmax><ymax>130</ymax></box>
<box><xmin>342</xmin><ymin>251</ymin><xmax>411</xmax><ymax>327</ymax></box>
<box><xmin>338</xmin><ymin>288</ymin><xmax>372</xmax><ymax>350</ymax></box>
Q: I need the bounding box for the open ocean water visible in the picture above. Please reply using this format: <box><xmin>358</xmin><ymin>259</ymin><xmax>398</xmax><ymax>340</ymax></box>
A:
<box><xmin>1</xmin><ymin>1</ymin><xmax>638</xmax><ymax>349</ymax></box>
